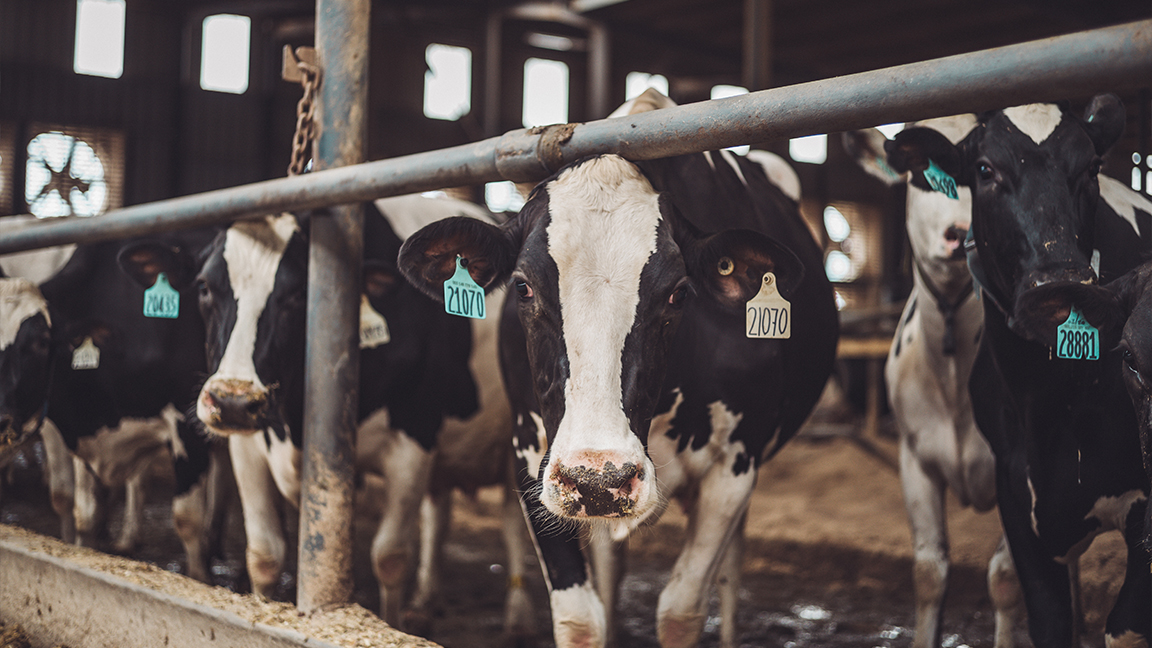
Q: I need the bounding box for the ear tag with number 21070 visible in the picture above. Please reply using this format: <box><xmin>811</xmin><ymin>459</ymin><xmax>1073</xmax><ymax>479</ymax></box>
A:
<box><xmin>1055</xmin><ymin>306</ymin><xmax>1099</xmax><ymax>360</ymax></box>
<box><xmin>143</xmin><ymin>272</ymin><xmax>180</xmax><ymax>319</ymax></box>
<box><xmin>444</xmin><ymin>256</ymin><xmax>485</xmax><ymax>319</ymax></box>
<box><xmin>746</xmin><ymin>272</ymin><xmax>791</xmax><ymax>339</ymax></box>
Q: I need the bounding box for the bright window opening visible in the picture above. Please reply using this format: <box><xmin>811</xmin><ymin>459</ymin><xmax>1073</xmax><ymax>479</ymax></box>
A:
<box><xmin>485</xmin><ymin>181</ymin><xmax>525</xmax><ymax>213</ymax></box>
<box><xmin>790</xmin><ymin>134</ymin><xmax>827</xmax><ymax>165</ymax></box>
<box><xmin>424</xmin><ymin>44</ymin><xmax>472</xmax><ymax>121</ymax></box>
<box><xmin>710</xmin><ymin>85</ymin><xmax>750</xmax><ymax>155</ymax></box>
<box><xmin>825</xmin><ymin>250</ymin><xmax>855</xmax><ymax>282</ymax></box>
<box><xmin>823</xmin><ymin>206</ymin><xmax>851</xmax><ymax>243</ymax></box>
<box><xmin>200</xmin><ymin>14</ymin><xmax>251</xmax><ymax>94</ymax></box>
<box><xmin>626</xmin><ymin>72</ymin><xmax>668</xmax><ymax>100</ymax></box>
<box><xmin>522</xmin><ymin>58</ymin><xmax>569</xmax><ymax>128</ymax></box>
<box><xmin>74</xmin><ymin>0</ymin><xmax>125</xmax><ymax>79</ymax></box>
<box><xmin>876</xmin><ymin>123</ymin><xmax>905</xmax><ymax>139</ymax></box>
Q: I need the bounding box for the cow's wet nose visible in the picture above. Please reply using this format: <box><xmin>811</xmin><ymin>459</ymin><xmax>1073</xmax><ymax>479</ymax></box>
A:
<box><xmin>201</xmin><ymin>379</ymin><xmax>269</xmax><ymax>432</ymax></box>
<box><xmin>548</xmin><ymin>457</ymin><xmax>646</xmax><ymax>518</ymax></box>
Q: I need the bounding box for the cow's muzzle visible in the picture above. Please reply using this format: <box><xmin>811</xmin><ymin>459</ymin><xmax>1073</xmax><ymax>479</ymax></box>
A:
<box><xmin>543</xmin><ymin>452</ymin><xmax>650</xmax><ymax>519</ymax></box>
<box><xmin>1011</xmin><ymin>276</ymin><xmax>1120</xmax><ymax>347</ymax></box>
<box><xmin>198</xmin><ymin>378</ymin><xmax>270</xmax><ymax>434</ymax></box>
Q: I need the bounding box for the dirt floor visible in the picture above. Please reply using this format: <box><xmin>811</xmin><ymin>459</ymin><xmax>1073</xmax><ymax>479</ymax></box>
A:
<box><xmin>0</xmin><ymin>419</ymin><xmax>1127</xmax><ymax>648</ymax></box>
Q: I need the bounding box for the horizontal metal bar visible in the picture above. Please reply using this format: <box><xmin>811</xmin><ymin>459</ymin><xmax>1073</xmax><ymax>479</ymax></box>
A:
<box><xmin>2</xmin><ymin>19</ymin><xmax>1149</xmax><ymax>255</ymax></box>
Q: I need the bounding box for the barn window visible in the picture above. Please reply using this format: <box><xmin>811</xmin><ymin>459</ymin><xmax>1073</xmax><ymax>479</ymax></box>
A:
<box><xmin>73</xmin><ymin>0</ymin><xmax>125</xmax><ymax>79</ymax></box>
<box><xmin>522</xmin><ymin>58</ymin><xmax>569</xmax><ymax>128</ymax></box>
<box><xmin>485</xmin><ymin>181</ymin><xmax>525</xmax><ymax>213</ymax></box>
<box><xmin>24</xmin><ymin>126</ymin><xmax>124</xmax><ymax>218</ymax></box>
<box><xmin>423</xmin><ymin>44</ymin><xmax>472</xmax><ymax>121</ymax></box>
<box><xmin>625</xmin><ymin>72</ymin><xmax>668</xmax><ymax>100</ymax></box>
<box><xmin>710</xmin><ymin>85</ymin><xmax>750</xmax><ymax>155</ymax></box>
<box><xmin>1133</xmin><ymin>152</ymin><xmax>1151</xmax><ymax>195</ymax></box>
<box><xmin>201</xmin><ymin>15</ymin><xmax>251</xmax><ymax>94</ymax></box>
<box><xmin>789</xmin><ymin>134</ymin><xmax>827</xmax><ymax>165</ymax></box>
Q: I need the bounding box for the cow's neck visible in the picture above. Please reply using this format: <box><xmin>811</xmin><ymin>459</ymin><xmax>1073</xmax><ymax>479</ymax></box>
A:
<box><xmin>912</xmin><ymin>259</ymin><xmax>974</xmax><ymax>357</ymax></box>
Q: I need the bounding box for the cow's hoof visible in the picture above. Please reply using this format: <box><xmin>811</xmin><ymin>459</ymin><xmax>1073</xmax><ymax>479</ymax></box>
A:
<box><xmin>401</xmin><ymin>608</ymin><xmax>433</xmax><ymax>638</ymax></box>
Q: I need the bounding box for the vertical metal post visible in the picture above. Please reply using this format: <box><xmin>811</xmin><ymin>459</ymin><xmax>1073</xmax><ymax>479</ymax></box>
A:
<box><xmin>484</xmin><ymin>11</ymin><xmax>503</xmax><ymax>137</ymax></box>
<box><xmin>297</xmin><ymin>0</ymin><xmax>368</xmax><ymax>613</ymax></box>
<box><xmin>742</xmin><ymin>0</ymin><xmax>772</xmax><ymax>91</ymax></box>
<box><xmin>587</xmin><ymin>23</ymin><xmax>610</xmax><ymax>119</ymax></box>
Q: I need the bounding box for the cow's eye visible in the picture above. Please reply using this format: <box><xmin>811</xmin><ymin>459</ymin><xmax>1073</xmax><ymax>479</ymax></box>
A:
<box><xmin>514</xmin><ymin>280</ymin><xmax>533</xmax><ymax>300</ymax></box>
<box><xmin>977</xmin><ymin>162</ymin><xmax>995</xmax><ymax>182</ymax></box>
<box><xmin>668</xmin><ymin>284</ymin><xmax>689</xmax><ymax>309</ymax></box>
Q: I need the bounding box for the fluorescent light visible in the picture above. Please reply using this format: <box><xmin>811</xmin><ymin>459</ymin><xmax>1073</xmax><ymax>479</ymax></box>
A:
<box><xmin>424</xmin><ymin>44</ymin><xmax>472</xmax><ymax>121</ymax></box>
<box><xmin>527</xmin><ymin>33</ymin><xmax>575</xmax><ymax>52</ymax></box>
<box><xmin>200</xmin><ymin>14</ymin><xmax>251</xmax><ymax>94</ymax></box>
<box><xmin>790</xmin><ymin>134</ymin><xmax>827</xmax><ymax>165</ymax></box>
<box><xmin>522</xmin><ymin>58</ymin><xmax>569</xmax><ymax>128</ymax></box>
<box><xmin>74</xmin><ymin>0</ymin><xmax>125</xmax><ymax>79</ymax></box>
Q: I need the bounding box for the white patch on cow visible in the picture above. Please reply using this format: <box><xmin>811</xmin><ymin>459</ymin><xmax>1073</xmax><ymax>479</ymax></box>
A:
<box><xmin>1105</xmin><ymin>629</ymin><xmax>1148</xmax><ymax>648</ymax></box>
<box><xmin>373</xmin><ymin>193</ymin><xmax>495</xmax><ymax>241</ymax></box>
<box><xmin>906</xmin><ymin>184</ymin><xmax>973</xmax><ymax>265</ymax></box>
<box><xmin>159</xmin><ymin>404</ymin><xmax>187</xmax><ymax>460</ymax></box>
<box><xmin>1084</xmin><ymin>489</ymin><xmax>1145</xmax><ymax>530</ymax></box>
<box><xmin>0</xmin><ymin>278</ymin><xmax>50</xmax><ymax>351</ymax></box>
<box><xmin>913</xmin><ymin>114</ymin><xmax>978</xmax><ymax>145</ymax></box>
<box><xmin>549</xmin><ymin>581</ymin><xmax>607</xmax><ymax>648</ymax></box>
<box><xmin>745</xmin><ymin>150</ymin><xmax>802</xmax><ymax>202</ymax></box>
<box><xmin>215</xmin><ymin>214</ymin><xmax>299</xmax><ymax>387</ymax></box>
<box><xmin>512</xmin><ymin>411</ymin><xmax>549</xmax><ymax>480</ymax></box>
<box><xmin>702</xmin><ymin>150</ymin><xmax>717</xmax><ymax>172</ymax></box>
<box><xmin>544</xmin><ymin>155</ymin><xmax>661</xmax><ymax>468</ymax></box>
<box><xmin>0</xmin><ymin>214</ymin><xmax>77</xmax><ymax>284</ymax></box>
<box><xmin>607</xmin><ymin>87</ymin><xmax>677</xmax><ymax>119</ymax></box>
<box><xmin>718</xmin><ymin>150</ymin><xmax>749</xmax><ymax>188</ymax></box>
<box><xmin>1091</xmin><ymin>249</ymin><xmax>1101</xmax><ymax>277</ymax></box>
<box><xmin>1100</xmin><ymin>175</ymin><xmax>1152</xmax><ymax>237</ymax></box>
<box><xmin>1027</xmin><ymin>472</ymin><xmax>1040</xmax><ymax>536</ymax></box>
<box><xmin>1003</xmin><ymin>104</ymin><xmax>1063</xmax><ymax>146</ymax></box>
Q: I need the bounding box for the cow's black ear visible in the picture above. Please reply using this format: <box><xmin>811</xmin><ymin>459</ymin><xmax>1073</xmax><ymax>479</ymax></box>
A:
<box><xmin>363</xmin><ymin>260</ymin><xmax>401</xmax><ymax>301</ymax></box>
<box><xmin>885</xmin><ymin>127</ymin><xmax>963</xmax><ymax>184</ymax></box>
<box><xmin>684</xmin><ymin>228</ymin><xmax>805</xmax><ymax>313</ymax></box>
<box><xmin>397</xmin><ymin>216</ymin><xmax>518</xmax><ymax>301</ymax></box>
<box><xmin>117</xmin><ymin>242</ymin><xmax>196</xmax><ymax>290</ymax></box>
<box><xmin>1104</xmin><ymin>263</ymin><xmax>1152</xmax><ymax>319</ymax></box>
<box><xmin>1083</xmin><ymin>93</ymin><xmax>1124</xmax><ymax>155</ymax></box>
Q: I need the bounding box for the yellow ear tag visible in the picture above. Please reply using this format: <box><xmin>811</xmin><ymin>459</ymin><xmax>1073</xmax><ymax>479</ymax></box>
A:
<box><xmin>745</xmin><ymin>272</ymin><xmax>791</xmax><ymax>339</ymax></box>
<box><xmin>359</xmin><ymin>294</ymin><xmax>390</xmax><ymax>349</ymax></box>
<box><xmin>72</xmin><ymin>337</ymin><xmax>100</xmax><ymax>370</ymax></box>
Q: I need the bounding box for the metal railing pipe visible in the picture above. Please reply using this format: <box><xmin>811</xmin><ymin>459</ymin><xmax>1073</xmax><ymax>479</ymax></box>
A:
<box><xmin>1</xmin><ymin>19</ymin><xmax>1149</xmax><ymax>255</ymax></box>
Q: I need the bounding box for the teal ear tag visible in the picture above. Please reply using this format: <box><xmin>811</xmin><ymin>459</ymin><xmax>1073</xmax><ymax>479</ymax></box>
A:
<box><xmin>1055</xmin><ymin>306</ymin><xmax>1099</xmax><ymax>360</ymax></box>
<box><xmin>143</xmin><ymin>272</ymin><xmax>180</xmax><ymax>319</ymax></box>
<box><xmin>924</xmin><ymin>160</ymin><xmax>959</xmax><ymax>200</ymax></box>
<box><xmin>443</xmin><ymin>257</ymin><xmax>486</xmax><ymax>319</ymax></box>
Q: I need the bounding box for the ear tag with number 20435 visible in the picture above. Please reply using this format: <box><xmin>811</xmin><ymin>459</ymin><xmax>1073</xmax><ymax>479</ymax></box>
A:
<box><xmin>1055</xmin><ymin>306</ymin><xmax>1099</xmax><ymax>361</ymax></box>
<box><xmin>746</xmin><ymin>272</ymin><xmax>791</xmax><ymax>339</ymax></box>
<box><xmin>444</xmin><ymin>256</ymin><xmax>486</xmax><ymax>320</ymax></box>
<box><xmin>143</xmin><ymin>272</ymin><xmax>180</xmax><ymax>319</ymax></box>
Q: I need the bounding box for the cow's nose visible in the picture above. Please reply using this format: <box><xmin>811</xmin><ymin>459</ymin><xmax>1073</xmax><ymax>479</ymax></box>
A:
<box><xmin>201</xmin><ymin>379</ymin><xmax>269</xmax><ymax>431</ymax></box>
<box><xmin>547</xmin><ymin>456</ymin><xmax>646</xmax><ymax>518</ymax></box>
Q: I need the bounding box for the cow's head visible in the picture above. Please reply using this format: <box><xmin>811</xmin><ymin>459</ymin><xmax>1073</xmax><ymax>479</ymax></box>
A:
<box><xmin>845</xmin><ymin>115</ymin><xmax>977</xmax><ymax>293</ymax></box>
<box><xmin>886</xmin><ymin>95</ymin><xmax>1126</xmax><ymax>344</ymax></box>
<box><xmin>0</xmin><ymin>278</ymin><xmax>53</xmax><ymax>457</ymax></box>
<box><xmin>191</xmin><ymin>214</ymin><xmax>308</xmax><ymax>436</ymax></box>
<box><xmin>399</xmin><ymin>154</ymin><xmax>804</xmax><ymax>521</ymax></box>
<box><xmin>1106</xmin><ymin>263</ymin><xmax>1152</xmax><ymax>457</ymax></box>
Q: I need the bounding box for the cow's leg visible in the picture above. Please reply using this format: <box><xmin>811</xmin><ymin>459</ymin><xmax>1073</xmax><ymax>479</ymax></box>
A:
<box><xmin>987</xmin><ymin>534</ymin><xmax>1022</xmax><ymax>648</ymax></box>
<box><xmin>899</xmin><ymin>437</ymin><xmax>949</xmax><ymax>648</ymax></box>
<box><xmin>588</xmin><ymin>526</ymin><xmax>626</xmax><ymax>647</ymax></box>
<box><xmin>656</xmin><ymin>459</ymin><xmax>755</xmax><ymax>648</ymax></box>
<box><xmin>1102</xmin><ymin>501</ymin><xmax>1151</xmax><ymax>648</ymax></box>
<box><xmin>405</xmin><ymin>490</ymin><xmax>450</xmax><ymax>636</ymax></box>
<box><xmin>39</xmin><ymin>422</ymin><xmax>76</xmax><ymax>543</ymax></box>
<box><xmin>370</xmin><ymin>430</ymin><xmax>434</xmax><ymax>628</ymax></box>
<box><xmin>111</xmin><ymin>458</ymin><xmax>150</xmax><ymax>554</ymax></box>
<box><xmin>230</xmin><ymin>433</ymin><xmax>288</xmax><ymax>598</ymax></box>
<box><xmin>500</xmin><ymin>480</ymin><xmax>536</xmax><ymax>644</ymax></box>
<box><xmin>72</xmin><ymin>455</ymin><xmax>106</xmax><ymax>548</ymax></box>
<box><xmin>716</xmin><ymin>510</ymin><xmax>746</xmax><ymax>648</ymax></box>
<box><xmin>204</xmin><ymin>440</ymin><xmax>235</xmax><ymax>562</ymax></box>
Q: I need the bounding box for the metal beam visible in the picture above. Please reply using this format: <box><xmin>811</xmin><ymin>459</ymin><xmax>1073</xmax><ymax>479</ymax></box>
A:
<box><xmin>295</xmin><ymin>0</ymin><xmax>368</xmax><ymax>614</ymax></box>
<box><xmin>1</xmin><ymin>19</ymin><xmax>1150</xmax><ymax>255</ymax></box>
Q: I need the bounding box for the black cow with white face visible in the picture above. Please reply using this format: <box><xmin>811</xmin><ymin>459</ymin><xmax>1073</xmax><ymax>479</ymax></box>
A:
<box><xmin>0</xmin><ymin>278</ymin><xmax>53</xmax><ymax>461</ymax></box>
<box><xmin>400</xmin><ymin>140</ymin><xmax>839</xmax><ymax>646</ymax></box>
<box><xmin>888</xmin><ymin>95</ymin><xmax>1150</xmax><ymax>648</ymax></box>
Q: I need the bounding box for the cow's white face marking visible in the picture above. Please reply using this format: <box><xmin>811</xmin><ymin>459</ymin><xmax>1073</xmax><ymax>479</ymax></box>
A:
<box><xmin>214</xmin><ymin>214</ymin><xmax>299</xmax><ymax>387</ymax></box>
<box><xmin>0</xmin><ymin>279</ymin><xmax>49</xmax><ymax>352</ymax></box>
<box><xmin>513</xmin><ymin>411</ymin><xmax>549</xmax><ymax>479</ymax></box>
<box><xmin>544</xmin><ymin>155</ymin><xmax>662</xmax><ymax>462</ymax></box>
<box><xmin>1003</xmin><ymin>104</ymin><xmax>1063</xmax><ymax>146</ymax></box>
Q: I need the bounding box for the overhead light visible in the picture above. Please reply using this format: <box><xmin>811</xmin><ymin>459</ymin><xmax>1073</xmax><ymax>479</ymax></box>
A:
<box><xmin>526</xmin><ymin>32</ymin><xmax>576</xmax><ymax>52</ymax></box>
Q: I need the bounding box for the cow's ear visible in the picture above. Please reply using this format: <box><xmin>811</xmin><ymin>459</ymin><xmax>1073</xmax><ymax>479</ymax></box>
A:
<box><xmin>683</xmin><ymin>227</ymin><xmax>805</xmax><ymax>312</ymax></box>
<box><xmin>117</xmin><ymin>242</ymin><xmax>196</xmax><ymax>290</ymax></box>
<box><xmin>885</xmin><ymin>127</ymin><xmax>963</xmax><ymax>185</ymax></box>
<box><xmin>363</xmin><ymin>260</ymin><xmax>401</xmax><ymax>301</ymax></box>
<box><xmin>397</xmin><ymin>216</ymin><xmax>518</xmax><ymax>301</ymax></box>
<box><xmin>1083</xmin><ymin>93</ymin><xmax>1124</xmax><ymax>156</ymax></box>
<box><xmin>842</xmin><ymin>129</ymin><xmax>905</xmax><ymax>186</ymax></box>
<box><xmin>1104</xmin><ymin>264</ymin><xmax>1152</xmax><ymax>319</ymax></box>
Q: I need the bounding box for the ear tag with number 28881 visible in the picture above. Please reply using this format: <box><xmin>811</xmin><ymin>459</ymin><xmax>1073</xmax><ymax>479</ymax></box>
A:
<box><xmin>746</xmin><ymin>272</ymin><xmax>791</xmax><ymax>339</ymax></box>
<box><xmin>444</xmin><ymin>256</ymin><xmax>486</xmax><ymax>319</ymax></box>
<box><xmin>1055</xmin><ymin>306</ymin><xmax>1099</xmax><ymax>360</ymax></box>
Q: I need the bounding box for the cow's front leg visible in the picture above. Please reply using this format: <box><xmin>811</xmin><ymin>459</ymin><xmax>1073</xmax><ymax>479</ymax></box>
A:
<box><xmin>656</xmin><ymin>455</ymin><xmax>755</xmax><ymax>648</ymax></box>
<box><xmin>230</xmin><ymin>433</ymin><xmax>291</xmax><ymax>598</ymax></box>
<box><xmin>588</xmin><ymin>529</ymin><xmax>626</xmax><ymax>647</ymax></box>
<box><xmin>39</xmin><ymin>421</ymin><xmax>76</xmax><ymax>543</ymax></box>
<box><xmin>715</xmin><ymin>510</ymin><xmax>746</xmax><ymax>648</ymax></box>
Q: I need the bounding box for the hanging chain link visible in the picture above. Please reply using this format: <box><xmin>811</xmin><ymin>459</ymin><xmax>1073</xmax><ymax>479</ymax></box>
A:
<box><xmin>288</xmin><ymin>56</ymin><xmax>322</xmax><ymax>177</ymax></box>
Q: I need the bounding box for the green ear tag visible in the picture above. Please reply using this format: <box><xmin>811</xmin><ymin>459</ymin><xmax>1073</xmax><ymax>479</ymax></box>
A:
<box><xmin>924</xmin><ymin>160</ymin><xmax>959</xmax><ymax>200</ymax></box>
<box><xmin>143</xmin><ymin>272</ymin><xmax>179</xmax><ymax>319</ymax></box>
<box><xmin>443</xmin><ymin>256</ymin><xmax>486</xmax><ymax>319</ymax></box>
<box><xmin>1055</xmin><ymin>306</ymin><xmax>1099</xmax><ymax>360</ymax></box>
<box><xmin>745</xmin><ymin>272</ymin><xmax>791</xmax><ymax>339</ymax></box>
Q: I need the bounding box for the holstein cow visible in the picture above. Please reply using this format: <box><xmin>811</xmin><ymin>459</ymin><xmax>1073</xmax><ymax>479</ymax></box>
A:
<box><xmin>887</xmin><ymin>95</ymin><xmax>1150</xmax><ymax>647</ymax></box>
<box><xmin>845</xmin><ymin>117</ymin><xmax>1024</xmax><ymax>648</ymax></box>
<box><xmin>399</xmin><ymin>97</ymin><xmax>838</xmax><ymax>648</ymax></box>
<box><xmin>193</xmin><ymin>195</ymin><xmax>533</xmax><ymax>637</ymax></box>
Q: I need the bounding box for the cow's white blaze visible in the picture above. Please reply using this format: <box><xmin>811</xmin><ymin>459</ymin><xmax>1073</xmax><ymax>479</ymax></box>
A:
<box><xmin>1003</xmin><ymin>104</ymin><xmax>1063</xmax><ymax>146</ymax></box>
<box><xmin>0</xmin><ymin>279</ymin><xmax>49</xmax><ymax>352</ymax></box>
<box><xmin>544</xmin><ymin>155</ymin><xmax>661</xmax><ymax>464</ymax></box>
<box><xmin>213</xmin><ymin>214</ymin><xmax>299</xmax><ymax>387</ymax></box>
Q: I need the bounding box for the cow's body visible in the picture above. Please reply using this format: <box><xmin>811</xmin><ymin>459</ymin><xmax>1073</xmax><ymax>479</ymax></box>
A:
<box><xmin>846</xmin><ymin>117</ymin><xmax>1023</xmax><ymax>647</ymax></box>
<box><xmin>399</xmin><ymin>90</ymin><xmax>838</xmax><ymax>648</ymax></box>
<box><xmin>891</xmin><ymin>96</ymin><xmax>1150</xmax><ymax>647</ymax></box>
<box><xmin>194</xmin><ymin>195</ymin><xmax>533</xmax><ymax>638</ymax></box>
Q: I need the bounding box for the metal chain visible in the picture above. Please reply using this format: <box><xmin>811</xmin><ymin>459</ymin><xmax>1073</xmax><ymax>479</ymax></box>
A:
<box><xmin>288</xmin><ymin>59</ymin><xmax>322</xmax><ymax>177</ymax></box>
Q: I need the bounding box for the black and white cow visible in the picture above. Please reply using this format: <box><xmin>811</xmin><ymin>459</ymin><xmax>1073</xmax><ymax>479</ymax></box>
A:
<box><xmin>192</xmin><ymin>195</ymin><xmax>534</xmax><ymax>637</ymax></box>
<box><xmin>399</xmin><ymin>92</ymin><xmax>839</xmax><ymax>648</ymax></box>
<box><xmin>845</xmin><ymin>117</ymin><xmax>1024</xmax><ymax>648</ymax></box>
<box><xmin>887</xmin><ymin>95</ymin><xmax>1151</xmax><ymax>647</ymax></box>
